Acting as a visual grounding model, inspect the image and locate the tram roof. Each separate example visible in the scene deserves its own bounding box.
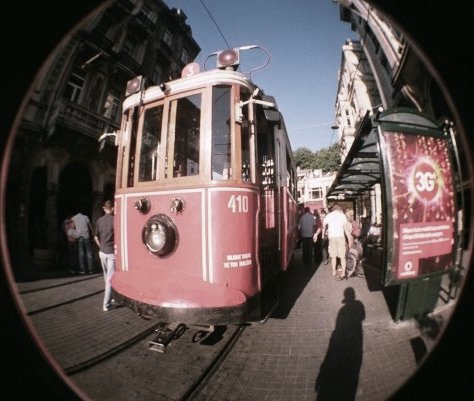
[122,69,256,111]
[326,112,381,200]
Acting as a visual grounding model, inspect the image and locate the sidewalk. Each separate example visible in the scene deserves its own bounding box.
[191,250,455,401]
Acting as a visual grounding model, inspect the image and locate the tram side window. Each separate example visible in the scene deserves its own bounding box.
[212,86,231,180]
[172,94,201,177]
[240,89,251,181]
[138,105,163,182]
[286,150,296,197]
[127,108,139,187]
[256,107,276,188]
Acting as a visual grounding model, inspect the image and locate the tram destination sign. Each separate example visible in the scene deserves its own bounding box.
[379,110,456,284]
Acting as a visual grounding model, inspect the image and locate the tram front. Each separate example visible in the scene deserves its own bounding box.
[110,50,280,325]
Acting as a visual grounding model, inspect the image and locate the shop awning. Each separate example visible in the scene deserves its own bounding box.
[326,112,381,199]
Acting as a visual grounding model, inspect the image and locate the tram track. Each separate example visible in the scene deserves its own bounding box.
[180,323,247,401]
[16,275,159,372]
[16,274,250,400]
[18,274,101,294]
[68,321,249,401]
[64,322,160,375]
[18,274,106,315]
[27,289,105,315]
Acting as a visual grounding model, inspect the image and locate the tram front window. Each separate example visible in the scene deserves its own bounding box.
[139,105,163,182]
[172,94,201,178]
[212,86,231,180]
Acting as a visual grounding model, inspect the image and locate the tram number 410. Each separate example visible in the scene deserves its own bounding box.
[227,194,249,213]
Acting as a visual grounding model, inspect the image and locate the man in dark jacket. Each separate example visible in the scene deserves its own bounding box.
[299,207,315,265]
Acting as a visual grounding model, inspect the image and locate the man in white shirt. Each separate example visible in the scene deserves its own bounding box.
[322,204,353,280]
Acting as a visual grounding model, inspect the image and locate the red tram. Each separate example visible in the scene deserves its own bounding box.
[109,47,298,325]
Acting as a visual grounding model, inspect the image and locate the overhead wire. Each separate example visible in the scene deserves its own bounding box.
[198,0,231,49]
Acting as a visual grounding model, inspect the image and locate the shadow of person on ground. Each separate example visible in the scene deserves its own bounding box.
[315,287,365,401]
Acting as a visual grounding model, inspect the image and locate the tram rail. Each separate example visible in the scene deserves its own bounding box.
[181,324,247,401]
[16,275,158,372]
[15,274,249,399]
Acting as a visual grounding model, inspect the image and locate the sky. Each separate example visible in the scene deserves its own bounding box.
[164,0,356,152]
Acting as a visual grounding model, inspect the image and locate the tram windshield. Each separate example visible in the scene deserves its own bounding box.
[211,86,231,180]
[130,91,202,185]
[168,93,201,178]
[139,105,163,181]
[121,83,257,187]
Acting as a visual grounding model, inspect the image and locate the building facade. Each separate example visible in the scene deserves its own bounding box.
[6,0,200,271]
[332,0,453,224]
[297,168,336,211]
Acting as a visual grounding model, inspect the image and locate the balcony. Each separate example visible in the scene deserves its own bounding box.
[55,99,120,139]
[116,51,142,74]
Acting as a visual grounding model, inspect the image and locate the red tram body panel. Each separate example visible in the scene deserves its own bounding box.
[108,47,298,325]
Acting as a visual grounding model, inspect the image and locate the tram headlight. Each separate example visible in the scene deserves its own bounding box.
[142,214,178,258]
[126,75,144,96]
[217,48,240,70]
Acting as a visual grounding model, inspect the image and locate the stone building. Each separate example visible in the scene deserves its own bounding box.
[6,0,200,271]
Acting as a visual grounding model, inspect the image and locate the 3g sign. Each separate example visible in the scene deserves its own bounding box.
[410,158,441,203]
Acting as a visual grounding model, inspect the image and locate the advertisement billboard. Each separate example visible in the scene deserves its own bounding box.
[382,129,456,283]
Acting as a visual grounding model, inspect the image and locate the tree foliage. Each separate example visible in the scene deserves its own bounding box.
[293,147,314,170]
[293,144,341,172]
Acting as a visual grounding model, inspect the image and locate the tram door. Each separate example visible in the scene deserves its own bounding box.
[256,110,279,284]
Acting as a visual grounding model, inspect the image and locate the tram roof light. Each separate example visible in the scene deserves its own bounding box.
[217,48,240,70]
[126,75,144,97]
[159,83,170,95]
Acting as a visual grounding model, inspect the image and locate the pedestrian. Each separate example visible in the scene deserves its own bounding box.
[345,208,361,239]
[359,216,371,243]
[296,203,305,249]
[319,208,329,264]
[299,206,315,265]
[94,200,116,312]
[322,203,353,280]
[312,209,323,264]
[62,215,78,272]
[72,210,94,274]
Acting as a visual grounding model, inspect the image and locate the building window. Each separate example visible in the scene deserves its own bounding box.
[311,187,323,199]
[87,74,105,112]
[163,29,173,47]
[103,93,121,122]
[345,109,352,127]
[140,5,157,23]
[151,63,163,84]
[181,48,189,65]
[380,52,391,75]
[123,36,138,59]
[64,67,86,103]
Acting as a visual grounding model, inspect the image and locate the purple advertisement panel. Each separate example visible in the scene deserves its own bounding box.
[384,132,455,280]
